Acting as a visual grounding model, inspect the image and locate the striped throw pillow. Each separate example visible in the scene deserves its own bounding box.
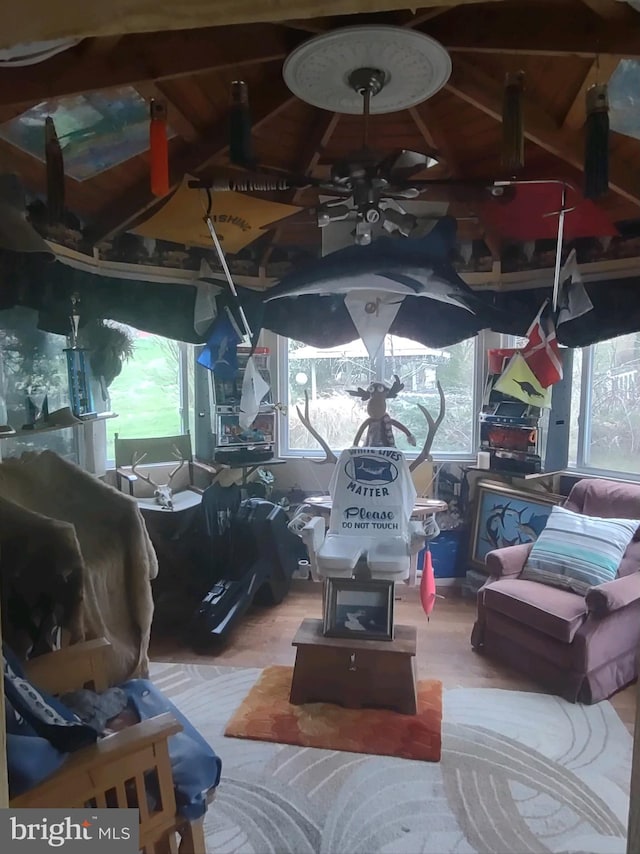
[521,505,640,596]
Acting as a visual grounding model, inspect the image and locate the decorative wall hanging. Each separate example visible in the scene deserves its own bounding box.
[134,178,301,255]
[44,116,64,224]
[501,71,525,173]
[584,79,610,199]
[229,80,254,169]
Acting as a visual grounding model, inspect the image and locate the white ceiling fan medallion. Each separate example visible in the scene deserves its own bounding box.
[283,26,452,115]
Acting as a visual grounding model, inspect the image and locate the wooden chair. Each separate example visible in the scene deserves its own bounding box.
[10,638,209,854]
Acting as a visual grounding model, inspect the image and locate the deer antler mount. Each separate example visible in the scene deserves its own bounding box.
[295,391,337,465]
[130,445,185,509]
[409,380,446,472]
[294,378,446,474]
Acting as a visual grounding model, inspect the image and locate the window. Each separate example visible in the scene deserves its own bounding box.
[281,334,479,458]
[105,326,191,462]
[574,332,640,476]
[0,307,78,462]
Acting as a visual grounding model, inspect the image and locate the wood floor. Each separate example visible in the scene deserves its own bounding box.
[150,581,637,734]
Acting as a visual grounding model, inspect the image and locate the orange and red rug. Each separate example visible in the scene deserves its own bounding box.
[224,664,442,762]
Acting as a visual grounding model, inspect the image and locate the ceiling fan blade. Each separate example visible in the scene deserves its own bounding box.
[377,149,439,182]
[402,177,495,189]
[385,187,423,199]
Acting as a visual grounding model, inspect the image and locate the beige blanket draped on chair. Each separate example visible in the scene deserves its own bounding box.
[0,451,157,683]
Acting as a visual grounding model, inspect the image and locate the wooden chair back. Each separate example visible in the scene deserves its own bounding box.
[114,434,194,469]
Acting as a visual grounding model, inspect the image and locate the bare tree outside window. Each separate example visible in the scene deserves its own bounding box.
[586,333,640,474]
[286,335,476,456]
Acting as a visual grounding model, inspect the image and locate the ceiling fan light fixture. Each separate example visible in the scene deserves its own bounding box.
[283,25,452,115]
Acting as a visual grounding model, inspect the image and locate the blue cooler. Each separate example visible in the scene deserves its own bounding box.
[418,530,466,579]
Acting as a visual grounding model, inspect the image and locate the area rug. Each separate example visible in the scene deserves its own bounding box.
[150,661,632,854]
[223,664,442,761]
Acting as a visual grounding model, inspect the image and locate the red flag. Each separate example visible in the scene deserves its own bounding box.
[522,302,563,388]
[420,549,436,618]
[478,182,617,241]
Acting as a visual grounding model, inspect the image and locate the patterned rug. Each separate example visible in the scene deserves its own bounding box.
[150,661,632,854]
[224,664,442,762]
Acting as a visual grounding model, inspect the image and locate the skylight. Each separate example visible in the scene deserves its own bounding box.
[0,86,174,181]
[608,59,640,142]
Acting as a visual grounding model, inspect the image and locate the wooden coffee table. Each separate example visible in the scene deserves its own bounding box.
[289,618,418,715]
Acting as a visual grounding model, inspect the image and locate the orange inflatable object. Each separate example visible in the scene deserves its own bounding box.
[150,100,169,197]
[420,548,436,619]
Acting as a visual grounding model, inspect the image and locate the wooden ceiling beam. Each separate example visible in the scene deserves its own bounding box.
[580,0,635,19]
[409,103,501,258]
[265,111,340,262]
[79,35,124,57]
[0,24,302,108]
[281,18,334,32]
[562,56,620,130]
[399,4,468,26]
[445,58,640,207]
[89,77,296,245]
[428,4,640,57]
[409,105,448,169]
[296,112,341,179]
[134,81,200,142]
[0,0,510,50]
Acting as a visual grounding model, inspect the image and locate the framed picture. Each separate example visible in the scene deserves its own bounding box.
[469,480,563,570]
[323,578,394,641]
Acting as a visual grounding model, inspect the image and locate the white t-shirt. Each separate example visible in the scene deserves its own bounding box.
[328,447,416,538]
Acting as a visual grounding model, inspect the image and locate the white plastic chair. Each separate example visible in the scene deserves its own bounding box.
[301,448,426,581]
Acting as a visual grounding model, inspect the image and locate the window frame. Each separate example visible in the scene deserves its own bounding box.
[277,332,485,463]
[572,340,640,482]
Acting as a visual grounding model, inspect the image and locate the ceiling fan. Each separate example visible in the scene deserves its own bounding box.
[295,67,442,244]
[190,27,496,245]
[201,69,470,246]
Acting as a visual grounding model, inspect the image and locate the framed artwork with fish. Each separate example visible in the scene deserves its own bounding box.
[469,480,563,570]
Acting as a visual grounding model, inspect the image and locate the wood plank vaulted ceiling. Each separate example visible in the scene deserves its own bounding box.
[2,0,640,262]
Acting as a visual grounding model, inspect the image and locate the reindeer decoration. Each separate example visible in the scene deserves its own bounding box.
[130,446,185,510]
[296,374,446,473]
[349,375,416,448]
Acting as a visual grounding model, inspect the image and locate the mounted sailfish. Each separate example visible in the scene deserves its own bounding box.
[262,217,500,355]
[45,116,65,225]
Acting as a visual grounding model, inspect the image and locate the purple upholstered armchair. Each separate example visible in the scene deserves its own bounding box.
[471,478,640,703]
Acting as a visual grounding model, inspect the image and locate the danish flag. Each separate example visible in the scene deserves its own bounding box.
[522,300,563,388]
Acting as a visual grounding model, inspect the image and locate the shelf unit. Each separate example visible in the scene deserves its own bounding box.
[0,412,118,439]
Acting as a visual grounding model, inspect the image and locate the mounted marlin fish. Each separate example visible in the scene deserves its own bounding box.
[262,217,495,355]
